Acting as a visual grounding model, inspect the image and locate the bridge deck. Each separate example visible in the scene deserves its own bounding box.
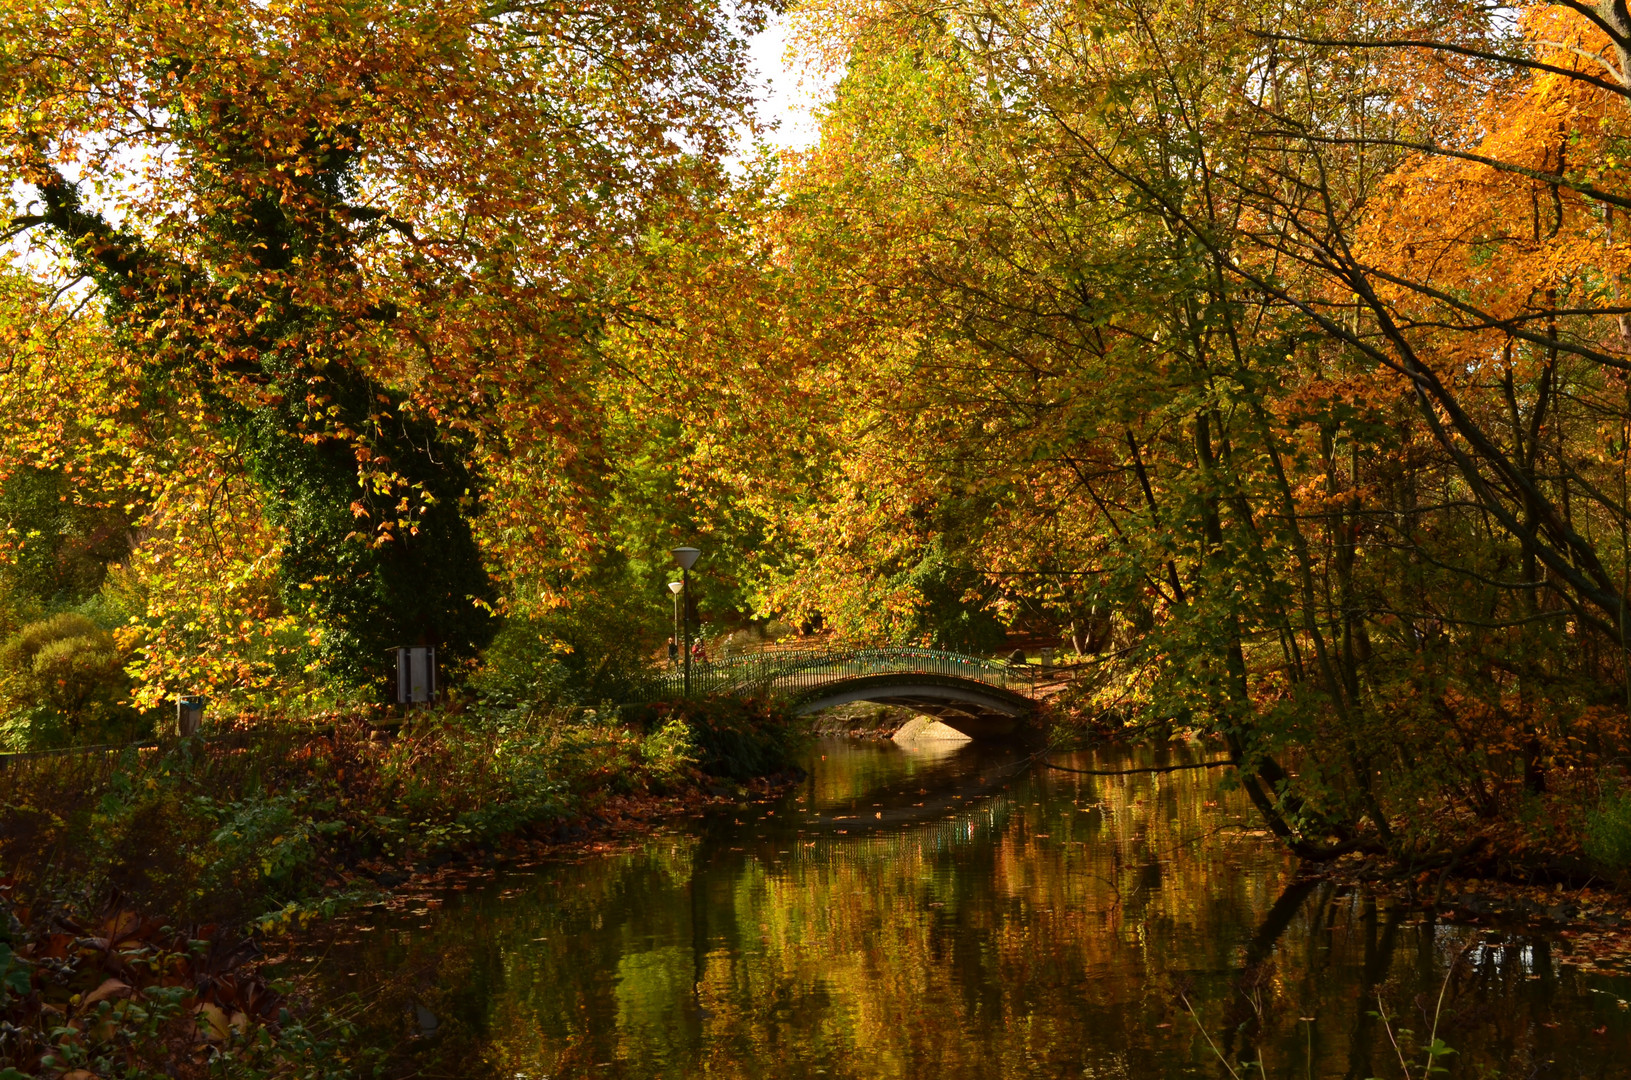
[653,646,1038,702]
[645,646,1041,740]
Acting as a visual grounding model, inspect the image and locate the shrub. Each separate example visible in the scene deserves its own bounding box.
[378,713,581,842]
[198,791,331,898]
[0,612,137,748]
[0,698,803,941]
[1584,787,1631,872]
[659,695,805,780]
[904,543,1009,654]
[641,716,698,789]
[475,602,659,710]
[0,887,362,1079]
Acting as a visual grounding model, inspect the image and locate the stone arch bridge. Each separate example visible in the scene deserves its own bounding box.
[653,646,1041,741]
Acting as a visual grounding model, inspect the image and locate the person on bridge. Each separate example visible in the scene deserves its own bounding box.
[667,637,678,667]
[691,639,708,663]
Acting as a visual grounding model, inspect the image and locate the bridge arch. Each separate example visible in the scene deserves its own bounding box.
[657,646,1041,742]
[788,674,1033,741]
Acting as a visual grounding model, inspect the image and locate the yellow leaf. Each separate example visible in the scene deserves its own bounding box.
[195,1002,230,1042]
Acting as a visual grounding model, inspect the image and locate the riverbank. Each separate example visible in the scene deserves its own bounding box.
[13,711,1631,1077]
[0,698,806,1077]
[1303,851,1631,974]
[1037,731,1631,971]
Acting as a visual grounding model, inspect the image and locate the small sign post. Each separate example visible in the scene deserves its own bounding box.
[395,647,437,705]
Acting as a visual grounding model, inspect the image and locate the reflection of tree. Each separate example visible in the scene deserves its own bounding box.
[309,747,1624,1078]
[1344,898,1400,1080]
[474,748,1296,1077]
[1221,879,1319,1062]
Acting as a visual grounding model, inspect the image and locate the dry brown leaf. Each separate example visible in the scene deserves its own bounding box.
[194,1002,230,1042]
[80,978,133,1008]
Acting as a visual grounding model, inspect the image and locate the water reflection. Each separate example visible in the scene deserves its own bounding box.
[301,738,1631,1078]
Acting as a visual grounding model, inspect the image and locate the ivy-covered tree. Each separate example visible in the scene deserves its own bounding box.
[0,0,779,692]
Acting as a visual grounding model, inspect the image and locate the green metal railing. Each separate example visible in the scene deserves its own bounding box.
[647,645,1038,703]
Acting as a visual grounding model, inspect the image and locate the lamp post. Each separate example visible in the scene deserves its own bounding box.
[668,580,684,668]
[671,546,701,697]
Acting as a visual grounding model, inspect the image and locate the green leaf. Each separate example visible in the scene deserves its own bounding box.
[0,942,30,1002]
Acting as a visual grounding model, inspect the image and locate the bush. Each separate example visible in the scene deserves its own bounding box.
[1584,787,1631,872]
[198,790,333,898]
[0,611,137,748]
[475,601,659,710]
[0,697,805,940]
[641,716,698,788]
[904,543,1010,654]
[378,713,581,842]
[0,885,362,1079]
[656,695,805,780]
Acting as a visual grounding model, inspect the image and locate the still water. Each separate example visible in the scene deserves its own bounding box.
[304,737,1631,1078]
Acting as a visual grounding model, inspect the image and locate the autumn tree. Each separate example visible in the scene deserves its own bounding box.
[0,0,779,693]
[671,0,1631,861]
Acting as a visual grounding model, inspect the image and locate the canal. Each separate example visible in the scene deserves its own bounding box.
[293,736,1631,1077]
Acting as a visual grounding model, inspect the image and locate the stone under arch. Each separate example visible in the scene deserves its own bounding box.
[788,674,1035,742]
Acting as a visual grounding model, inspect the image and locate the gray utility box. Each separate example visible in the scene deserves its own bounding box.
[396,647,437,704]
[176,695,205,737]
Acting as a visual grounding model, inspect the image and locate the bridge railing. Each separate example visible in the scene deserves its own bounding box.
[647,646,1037,702]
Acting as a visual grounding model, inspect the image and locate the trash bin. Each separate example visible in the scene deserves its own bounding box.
[176,694,205,737]
[395,647,437,704]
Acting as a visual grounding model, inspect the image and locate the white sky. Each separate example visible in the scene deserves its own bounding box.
[5,14,835,274]
[742,13,834,154]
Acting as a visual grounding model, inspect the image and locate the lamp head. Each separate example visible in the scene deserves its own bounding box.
[670,546,702,570]
[668,581,684,595]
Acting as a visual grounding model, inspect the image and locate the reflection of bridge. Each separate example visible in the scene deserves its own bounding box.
[658,647,1041,741]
